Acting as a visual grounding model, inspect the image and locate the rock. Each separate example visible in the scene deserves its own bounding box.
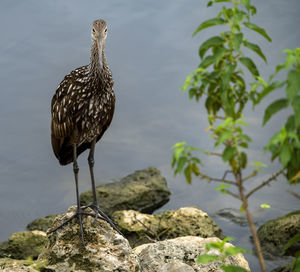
[26,167,170,233]
[257,210,300,258]
[134,236,250,272]
[160,260,196,272]
[0,231,46,260]
[112,207,223,247]
[271,264,293,272]
[27,214,57,232]
[80,167,171,217]
[217,208,248,226]
[39,206,141,272]
[0,258,41,272]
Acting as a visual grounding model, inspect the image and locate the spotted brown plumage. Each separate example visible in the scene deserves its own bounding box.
[51,64,115,165]
[49,19,122,246]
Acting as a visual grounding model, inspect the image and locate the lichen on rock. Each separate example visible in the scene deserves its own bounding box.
[39,206,141,272]
[27,214,57,232]
[112,207,223,247]
[0,231,46,260]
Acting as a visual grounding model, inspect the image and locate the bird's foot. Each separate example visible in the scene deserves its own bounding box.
[82,203,123,237]
[48,207,94,247]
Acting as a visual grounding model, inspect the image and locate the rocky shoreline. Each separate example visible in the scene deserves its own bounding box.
[0,167,299,271]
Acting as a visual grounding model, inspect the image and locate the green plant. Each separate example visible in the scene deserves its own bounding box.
[170,1,297,271]
[197,237,249,272]
[255,48,300,183]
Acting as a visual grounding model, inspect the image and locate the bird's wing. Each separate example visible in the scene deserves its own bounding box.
[51,66,89,139]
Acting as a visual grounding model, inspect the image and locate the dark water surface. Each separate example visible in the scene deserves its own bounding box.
[0,1,299,270]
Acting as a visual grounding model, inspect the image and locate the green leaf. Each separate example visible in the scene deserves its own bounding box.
[243,40,267,63]
[193,18,226,36]
[244,22,272,42]
[199,36,225,59]
[222,146,237,162]
[240,204,245,213]
[196,254,219,264]
[240,0,251,11]
[175,156,188,175]
[260,204,271,209]
[221,265,248,272]
[279,143,292,167]
[184,165,192,184]
[263,98,289,125]
[221,64,237,91]
[283,234,300,251]
[216,130,232,146]
[232,33,243,51]
[239,57,259,77]
[292,96,300,126]
[215,183,231,194]
[224,246,248,256]
[250,161,268,172]
[223,237,234,243]
[256,81,285,104]
[200,49,226,69]
[286,70,300,101]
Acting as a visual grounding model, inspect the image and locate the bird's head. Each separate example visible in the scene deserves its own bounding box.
[91,19,108,53]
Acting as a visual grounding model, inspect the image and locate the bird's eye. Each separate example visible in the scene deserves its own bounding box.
[92,29,95,33]
[105,29,107,32]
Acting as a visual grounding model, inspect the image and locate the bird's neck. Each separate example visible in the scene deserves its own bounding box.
[89,39,102,78]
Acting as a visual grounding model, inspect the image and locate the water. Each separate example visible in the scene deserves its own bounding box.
[0,0,299,270]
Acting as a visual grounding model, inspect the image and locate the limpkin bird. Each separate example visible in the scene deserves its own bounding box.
[50,19,121,245]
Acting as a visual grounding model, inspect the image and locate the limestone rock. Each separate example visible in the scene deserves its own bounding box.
[160,259,196,272]
[257,210,300,258]
[0,258,42,272]
[27,214,57,232]
[112,207,223,247]
[39,206,141,272]
[0,231,46,260]
[80,167,171,217]
[134,236,250,272]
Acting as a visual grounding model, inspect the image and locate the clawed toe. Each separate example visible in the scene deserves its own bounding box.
[82,204,123,237]
[48,205,123,247]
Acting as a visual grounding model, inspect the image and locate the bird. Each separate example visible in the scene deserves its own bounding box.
[49,19,122,246]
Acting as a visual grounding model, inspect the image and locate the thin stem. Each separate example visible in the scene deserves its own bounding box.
[246,169,284,199]
[199,171,236,185]
[205,151,222,157]
[242,171,257,182]
[224,190,240,200]
[236,172,266,272]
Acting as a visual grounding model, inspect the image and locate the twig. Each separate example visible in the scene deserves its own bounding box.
[246,168,285,199]
[242,171,257,182]
[224,189,240,200]
[205,151,222,157]
[199,172,236,185]
[222,170,233,180]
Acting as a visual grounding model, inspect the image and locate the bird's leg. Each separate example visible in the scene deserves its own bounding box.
[83,139,123,236]
[48,144,91,247]
[88,138,98,208]
[72,144,86,246]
